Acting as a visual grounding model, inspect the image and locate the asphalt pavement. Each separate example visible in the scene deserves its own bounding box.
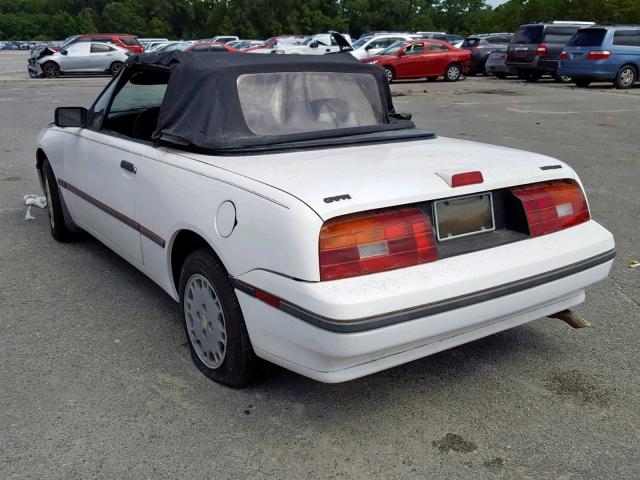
[1,51,639,479]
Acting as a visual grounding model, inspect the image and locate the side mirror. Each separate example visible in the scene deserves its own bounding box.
[55,107,87,128]
[60,48,68,55]
[397,50,406,57]
[310,41,319,48]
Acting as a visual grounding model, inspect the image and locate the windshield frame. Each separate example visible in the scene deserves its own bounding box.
[379,40,408,56]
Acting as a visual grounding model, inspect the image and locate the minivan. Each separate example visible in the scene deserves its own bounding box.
[506,21,594,81]
[558,25,640,88]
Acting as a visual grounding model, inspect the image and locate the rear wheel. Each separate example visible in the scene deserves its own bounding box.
[614,65,636,89]
[573,79,591,88]
[444,63,461,82]
[110,61,124,77]
[42,61,60,78]
[383,66,394,83]
[522,71,541,82]
[179,248,259,388]
[554,74,572,83]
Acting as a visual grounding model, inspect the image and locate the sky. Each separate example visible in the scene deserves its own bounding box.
[486,0,508,6]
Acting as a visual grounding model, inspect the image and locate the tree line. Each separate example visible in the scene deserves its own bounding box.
[1,0,639,41]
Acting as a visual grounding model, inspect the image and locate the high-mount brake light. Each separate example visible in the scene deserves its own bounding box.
[536,44,548,56]
[451,171,484,187]
[510,180,590,237]
[319,208,438,281]
[587,50,611,60]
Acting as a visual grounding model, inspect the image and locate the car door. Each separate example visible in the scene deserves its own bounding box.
[60,42,91,72]
[62,71,169,267]
[425,42,450,76]
[394,42,427,77]
[89,43,116,71]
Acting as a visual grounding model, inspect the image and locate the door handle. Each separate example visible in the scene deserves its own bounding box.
[120,160,136,173]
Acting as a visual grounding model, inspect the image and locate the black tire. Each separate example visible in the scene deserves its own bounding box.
[444,63,461,82]
[42,159,75,241]
[179,248,259,388]
[573,79,591,88]
[494,73,507,79]
[426,76,438,82]
[383,66,394,83]
[42,61,60,78]
[522,71,541,82]
[110,61,124,77]
[614,65,636,89]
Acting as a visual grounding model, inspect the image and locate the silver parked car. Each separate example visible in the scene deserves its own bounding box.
[28,42,130,78]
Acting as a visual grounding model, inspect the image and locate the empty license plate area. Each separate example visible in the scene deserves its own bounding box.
[433,193,495,242]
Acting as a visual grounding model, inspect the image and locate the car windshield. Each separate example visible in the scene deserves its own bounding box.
[352,37,371,49]
[512,25,544,44]
[379,40,407,55]
[60,35,78,48]
[568,29,606,46]
[237,72,384,136]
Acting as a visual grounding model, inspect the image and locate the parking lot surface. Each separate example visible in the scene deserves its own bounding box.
[1,51,639,479]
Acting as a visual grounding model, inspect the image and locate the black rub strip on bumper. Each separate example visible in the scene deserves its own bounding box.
[233,249,615,333]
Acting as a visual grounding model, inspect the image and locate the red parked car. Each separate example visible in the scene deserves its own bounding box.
[185,41,240,53]
[55,34,144,54]
[361,40,471,83]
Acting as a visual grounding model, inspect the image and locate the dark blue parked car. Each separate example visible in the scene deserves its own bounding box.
[558,25,640,89]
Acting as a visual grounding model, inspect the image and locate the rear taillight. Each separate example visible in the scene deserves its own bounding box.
[510,180,590,237]
[319,208,438,281]
[536,44,547,56]
[560,51,568,60]
[587,50,611,60]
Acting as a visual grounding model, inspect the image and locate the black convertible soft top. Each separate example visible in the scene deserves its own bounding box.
[124,51,428,152]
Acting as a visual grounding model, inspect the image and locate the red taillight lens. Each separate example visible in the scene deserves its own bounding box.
[536,44,547,56]
[319,208,438,281]
[510,180,590,237]
[560,51,568,60]
[587,50,611,60]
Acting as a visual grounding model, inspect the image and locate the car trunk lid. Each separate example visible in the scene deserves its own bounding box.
[190,136,573,220]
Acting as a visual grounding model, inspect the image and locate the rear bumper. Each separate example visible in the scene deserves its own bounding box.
[235,220,614,382]
[506,58,558,73]
[557,63,617,81]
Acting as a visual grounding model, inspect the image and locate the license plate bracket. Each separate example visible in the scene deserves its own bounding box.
[433,192,495,242]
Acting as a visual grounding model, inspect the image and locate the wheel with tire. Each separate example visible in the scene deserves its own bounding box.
[444,63,461,82]
[573,79,591,88]
[554,74,572,83]
[383,66,394,83]
[42,61,60,78]
[179,248,259,387]
[522,71,541,82]
[614,65,636,89]
[42,159,75,241]
[494,73,507,79]
[110,61,124,77]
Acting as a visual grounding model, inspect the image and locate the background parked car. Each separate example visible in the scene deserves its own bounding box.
[2,42,20,50]
[507,21,594,82]
[558,25,640,89]
[209,35,239,44]
[461,33,512,75]
[350,33,418,59]
[55,34,144,55]
[361,39,471,82]
[245,36,307,53]
[186,41,240,53]
[271,33,352,55]
[485,51,519,78]
[29,42,130,78]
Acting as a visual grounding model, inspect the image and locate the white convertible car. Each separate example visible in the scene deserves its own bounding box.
[36,53,615,386]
